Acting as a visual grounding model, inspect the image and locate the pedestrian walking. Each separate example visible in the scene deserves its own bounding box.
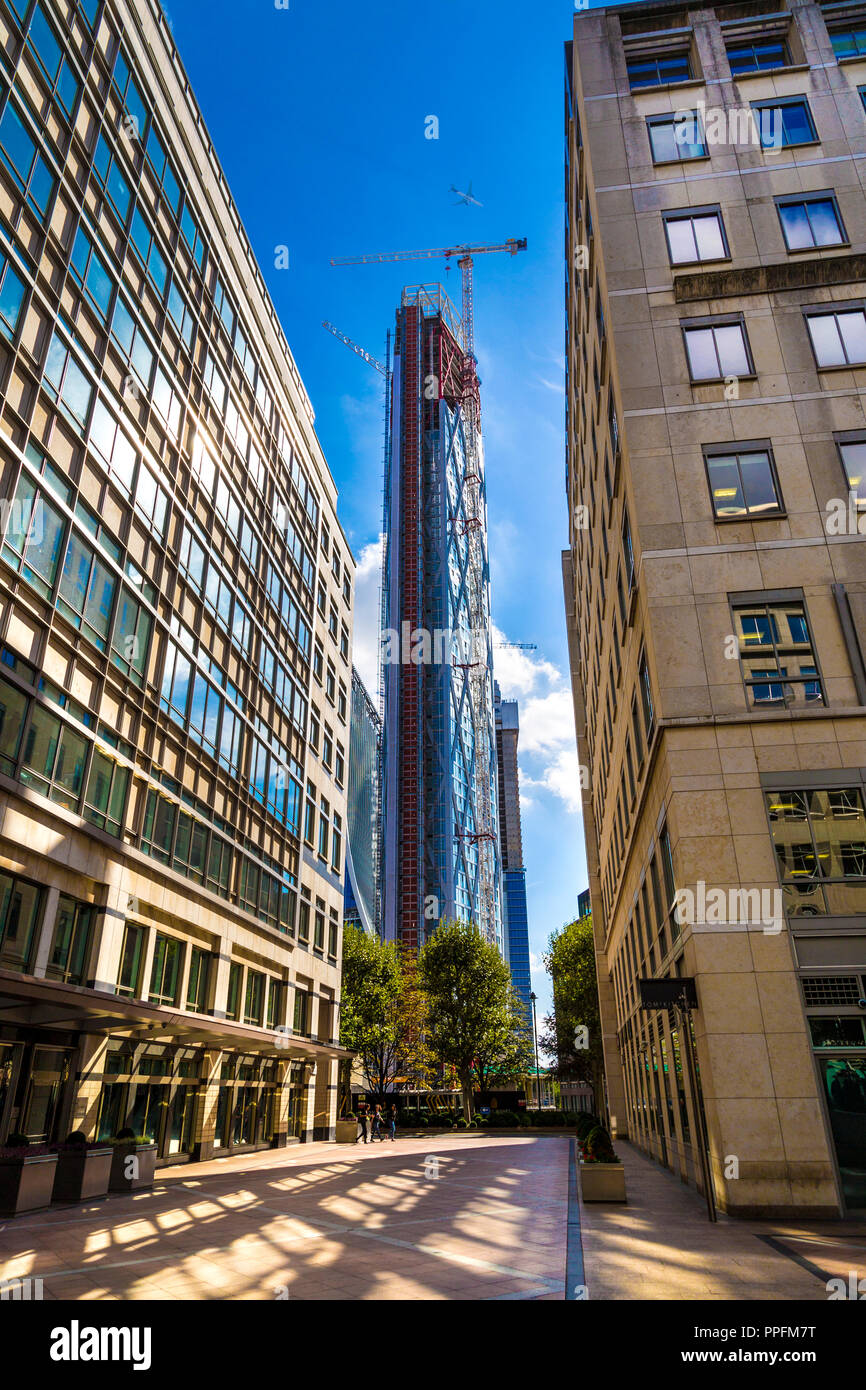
[389,1105,397,1141]
[371,1103,384,1141]
[356,1104,368,1144]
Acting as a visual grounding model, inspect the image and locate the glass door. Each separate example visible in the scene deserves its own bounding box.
[20,1048,70,1142]
[819,1056,866,1209]
[127,1081,166,1146]
[166,1085,196,1156]
[0,1043,21,1140]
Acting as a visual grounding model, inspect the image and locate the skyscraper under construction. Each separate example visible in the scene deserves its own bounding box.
[381,284,502,955]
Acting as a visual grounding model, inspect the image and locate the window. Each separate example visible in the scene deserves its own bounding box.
[314,900,325,951]
[733,598,823,707]
[226,962,243,1021]
[318,798,329,860]
[0,253,26,340]
[752,98,816,149]
[726,39,788,74]
[293,987,310,1035]
[267,979,283,1030]
[0,103,56,220]
[46,896,93,986]
[806,309,866,368]
[0,872,41,973]
[683,319,751,382]
[328,911,339,959]
[244,970,265,1027]
[639,650,655,740]
[92,133,131,225]
[129,207,167,297]
[149,933,182,1006]
[304,781,316,845]
[777,196,845,251]
[647,112,706,163]
[332,812,342,874]
[836,436,866,509]
[663,209,727,265]
[27,4,79,118]
[3,474,67,601]
[627,52,691,88]
[830,28,866,58]
[703,444,783,519]
[117,922,145,997]
[83,748,129,837]
[44,334,93,429]
[298,893,310,945]
[187,946,211,1013]
[766,785,866,917]
[111,586,153,685]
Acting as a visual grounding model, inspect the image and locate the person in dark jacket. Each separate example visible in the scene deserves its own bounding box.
[356,1104,368,1143]
[389,1105,397,1141]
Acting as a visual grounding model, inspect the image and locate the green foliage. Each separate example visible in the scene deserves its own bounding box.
[485,1109,520,1127]
[540,915,604,1097]
[584,1125,618,1164]
[575,1112,600,1140]
[339,926,433,1097]
[420,919,527,1118]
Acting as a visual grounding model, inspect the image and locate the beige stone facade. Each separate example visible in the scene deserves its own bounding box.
[565,0,866,1216]
[0,0,351,1162]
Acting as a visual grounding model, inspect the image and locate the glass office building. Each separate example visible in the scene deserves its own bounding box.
[0,0,352,1158]
[343,666,380,936]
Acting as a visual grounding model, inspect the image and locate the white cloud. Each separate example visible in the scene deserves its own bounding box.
[351,536,382,701]
[492,624,581,815]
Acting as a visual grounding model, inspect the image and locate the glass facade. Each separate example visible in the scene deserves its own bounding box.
[0,0,349,1156]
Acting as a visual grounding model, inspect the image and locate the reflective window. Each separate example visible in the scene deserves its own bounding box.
[777,197,845,251]
[734,599,823,708]
[683,320,751,381]
[628,52,691,88]
[0,871,42,973]
[753,98,817,149]
[664,209,727,265]
[727,40,788,73]
[806,309,866,367]
[704,446,782,519]
[647,112,706,163]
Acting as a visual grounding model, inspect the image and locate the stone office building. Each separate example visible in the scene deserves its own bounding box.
[564,0,866,1215]
[0,0,352,1161]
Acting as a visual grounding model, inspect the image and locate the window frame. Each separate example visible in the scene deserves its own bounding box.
[775,192,847,253]
[702,439,785,521]
[682,314,754,383]
[662,205,729,267]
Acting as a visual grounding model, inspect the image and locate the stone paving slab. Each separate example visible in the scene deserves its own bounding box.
[578,1140,866,1301]
[0,1135,570,1302]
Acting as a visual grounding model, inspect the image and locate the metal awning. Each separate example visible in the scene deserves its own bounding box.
[0,969,350,1062]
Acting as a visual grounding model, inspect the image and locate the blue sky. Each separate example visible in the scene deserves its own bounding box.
[165,0,594,1023]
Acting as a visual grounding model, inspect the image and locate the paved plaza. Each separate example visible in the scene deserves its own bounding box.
[0,1135,863,1300]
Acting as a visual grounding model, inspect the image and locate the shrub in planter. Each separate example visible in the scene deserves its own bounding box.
[0,1135,58,1216]
[108,1136,158,1193]
[52,1133,113,1204]
[583,1125,619,1164]
[575,1113,599,1141]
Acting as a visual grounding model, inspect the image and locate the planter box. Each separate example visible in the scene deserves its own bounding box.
[52,1147,113,1204]
[579,1161,626,1203]
[109,1143,157,1193]
[335,1120,359,1144]
[0,1152,59,1216]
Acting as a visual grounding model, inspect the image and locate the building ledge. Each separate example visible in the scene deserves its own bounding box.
[674,252,866,301]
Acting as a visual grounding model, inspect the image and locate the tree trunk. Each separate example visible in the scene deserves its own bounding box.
[460,1072,474,1121]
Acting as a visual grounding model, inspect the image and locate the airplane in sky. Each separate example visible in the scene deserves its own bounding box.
[450,181,483,208]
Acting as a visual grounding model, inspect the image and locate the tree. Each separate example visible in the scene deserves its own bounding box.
[472,987,534,1094]
[419,919,518,1119]
[539,914,605,1107]
[339,926,433,1101]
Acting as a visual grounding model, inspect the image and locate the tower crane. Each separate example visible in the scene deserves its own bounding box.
[330,238,527,358]
[322,321,389,378]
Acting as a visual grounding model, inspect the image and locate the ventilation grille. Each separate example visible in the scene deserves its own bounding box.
[802,975,861,1007]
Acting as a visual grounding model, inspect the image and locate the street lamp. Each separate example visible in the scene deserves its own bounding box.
[530,991,541,1111]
